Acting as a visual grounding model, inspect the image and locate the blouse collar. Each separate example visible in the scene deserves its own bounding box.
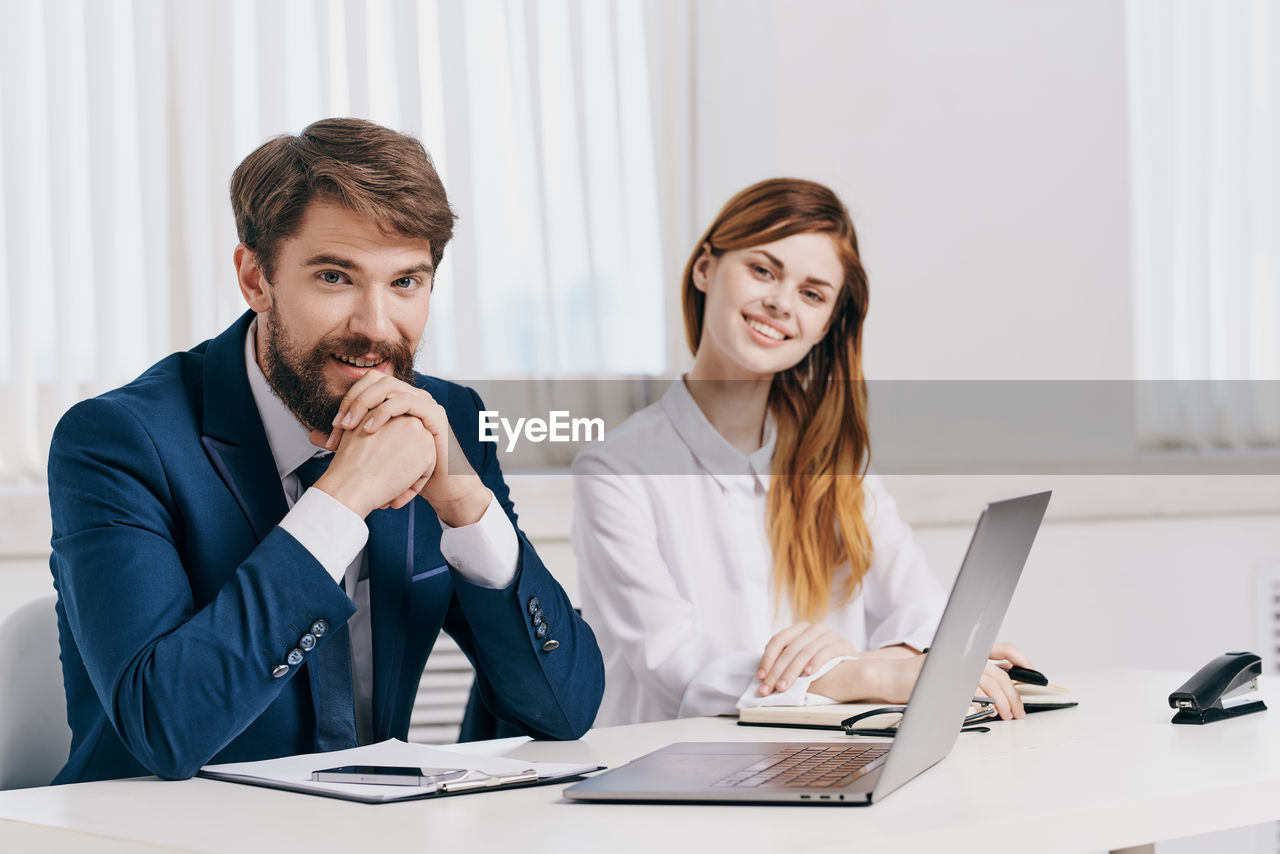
[660,377,774,491]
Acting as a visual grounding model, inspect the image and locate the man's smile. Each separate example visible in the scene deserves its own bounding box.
[333,353,387,369]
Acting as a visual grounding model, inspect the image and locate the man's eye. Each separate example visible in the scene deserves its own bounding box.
[393,277,418,289]
[319,271,345,284]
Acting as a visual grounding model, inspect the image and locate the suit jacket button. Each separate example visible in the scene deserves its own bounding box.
[272,664,290,678]
[535,623,550,639]
[541,639,560,652]
[287,649,304,666]
[310,619,328,638]
[298,632,317,651]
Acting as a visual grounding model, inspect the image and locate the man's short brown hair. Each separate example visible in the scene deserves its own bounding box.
[230,118,455,281]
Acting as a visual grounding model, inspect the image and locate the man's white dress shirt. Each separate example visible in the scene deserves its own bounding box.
[243,323,517,742]
[571,379,946,726]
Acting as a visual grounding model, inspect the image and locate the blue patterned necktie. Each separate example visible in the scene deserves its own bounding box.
[293,454,359,752]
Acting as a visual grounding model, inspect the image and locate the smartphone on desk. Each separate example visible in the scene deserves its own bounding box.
[312,765,470,786]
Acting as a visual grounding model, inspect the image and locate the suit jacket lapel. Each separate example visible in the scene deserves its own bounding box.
[200,311,288,541]
[368,502,414,739]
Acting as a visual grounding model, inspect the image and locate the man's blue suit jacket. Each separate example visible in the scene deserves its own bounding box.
[47,311,604,783]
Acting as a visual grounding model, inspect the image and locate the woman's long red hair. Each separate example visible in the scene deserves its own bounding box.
[682,178,871,622]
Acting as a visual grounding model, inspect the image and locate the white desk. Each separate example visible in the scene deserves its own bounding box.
[0,670,1276,854]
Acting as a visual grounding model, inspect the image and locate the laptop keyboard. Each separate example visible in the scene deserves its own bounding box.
[712,745,890,788]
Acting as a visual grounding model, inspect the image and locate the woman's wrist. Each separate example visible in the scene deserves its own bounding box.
[810,658,874,702]
[810,656,915,704]
[856,644,919,661]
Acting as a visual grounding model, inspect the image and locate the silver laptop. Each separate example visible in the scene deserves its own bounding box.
[565,491,1051,806]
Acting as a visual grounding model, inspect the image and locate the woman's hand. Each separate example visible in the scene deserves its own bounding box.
[807,654,923,704]
[978,641,1033,720]
[754,622,858,696]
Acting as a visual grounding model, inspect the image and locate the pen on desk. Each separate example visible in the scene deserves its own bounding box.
[1005,664,1048,686]
[438,769,539,792]
[922,648,1048,688]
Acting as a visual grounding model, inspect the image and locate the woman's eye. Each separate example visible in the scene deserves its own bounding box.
[802,289,825,303]
[752,264,773,279]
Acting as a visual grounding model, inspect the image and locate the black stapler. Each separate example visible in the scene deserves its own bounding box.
[1168,651,1268,725]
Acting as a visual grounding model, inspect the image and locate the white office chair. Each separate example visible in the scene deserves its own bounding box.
[0,595,71,789]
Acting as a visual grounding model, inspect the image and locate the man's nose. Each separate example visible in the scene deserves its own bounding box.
[348,285,396,342]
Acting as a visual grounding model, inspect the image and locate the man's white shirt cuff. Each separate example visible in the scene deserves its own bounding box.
[439,492,519,589]
[279,487,369,584]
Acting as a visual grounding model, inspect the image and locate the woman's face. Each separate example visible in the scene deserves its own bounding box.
[692,231,843,381]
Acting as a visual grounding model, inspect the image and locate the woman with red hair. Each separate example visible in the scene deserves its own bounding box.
[572,178,1029,726]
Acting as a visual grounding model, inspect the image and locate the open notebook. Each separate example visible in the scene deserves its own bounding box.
[739,682,1077,731]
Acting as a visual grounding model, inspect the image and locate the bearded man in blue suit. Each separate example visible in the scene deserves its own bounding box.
[47,118,604,783]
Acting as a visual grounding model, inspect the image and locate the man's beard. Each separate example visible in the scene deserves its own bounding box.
[260,312,417,433]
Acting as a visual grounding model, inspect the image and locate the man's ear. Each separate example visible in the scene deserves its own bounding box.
[234,244,272,313]
[691,243,714,293]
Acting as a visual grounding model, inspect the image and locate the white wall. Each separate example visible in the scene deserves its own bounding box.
[0,558,54,623]
[692,0,1132,381]
[914,512,1280,676]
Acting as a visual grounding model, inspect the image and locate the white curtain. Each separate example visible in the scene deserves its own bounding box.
[0,0,688,484]
[1127,0,1280,449]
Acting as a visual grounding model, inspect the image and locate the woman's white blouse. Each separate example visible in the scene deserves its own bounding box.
[571,379,946,726]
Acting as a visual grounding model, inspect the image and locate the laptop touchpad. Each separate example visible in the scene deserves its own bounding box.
[645,753,761,779]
